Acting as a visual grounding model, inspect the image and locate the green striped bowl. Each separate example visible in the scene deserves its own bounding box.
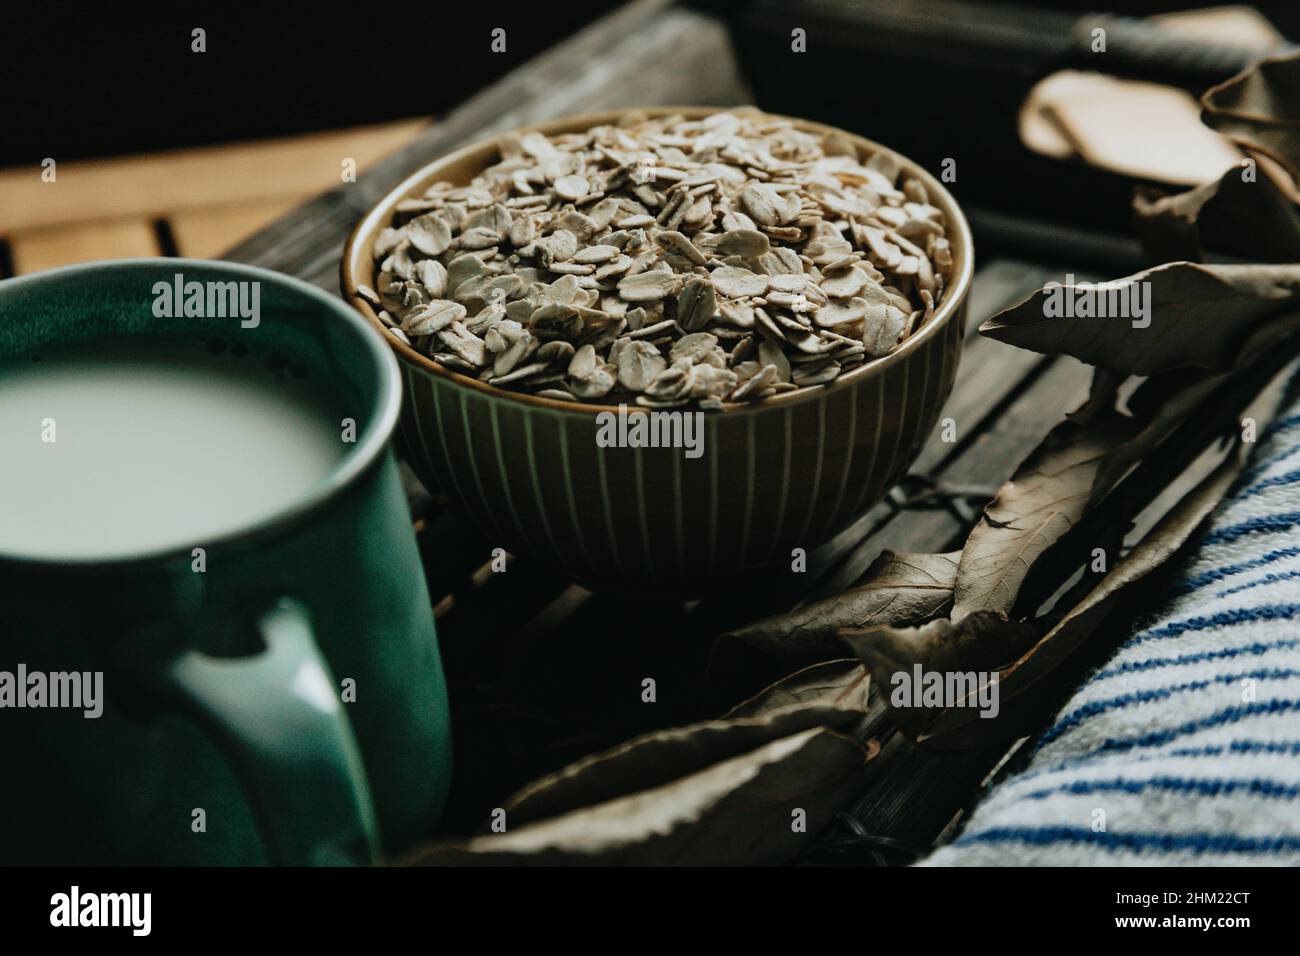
[342,108,973,592]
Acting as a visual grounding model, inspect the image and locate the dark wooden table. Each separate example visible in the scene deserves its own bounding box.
[223,0,1121,863]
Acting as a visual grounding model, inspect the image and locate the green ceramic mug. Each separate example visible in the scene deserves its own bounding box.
[0,259,452,865]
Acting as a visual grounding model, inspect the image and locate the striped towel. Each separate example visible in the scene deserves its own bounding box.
[923,405,1300,866]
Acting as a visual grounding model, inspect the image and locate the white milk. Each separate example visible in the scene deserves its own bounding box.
[0,339,348,559]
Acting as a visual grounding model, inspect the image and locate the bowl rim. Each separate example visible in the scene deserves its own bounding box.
[341,105,974,417]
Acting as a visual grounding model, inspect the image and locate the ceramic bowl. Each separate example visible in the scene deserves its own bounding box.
[342,107,973,591]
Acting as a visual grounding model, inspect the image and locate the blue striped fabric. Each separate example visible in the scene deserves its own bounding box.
[923,389,1300,866]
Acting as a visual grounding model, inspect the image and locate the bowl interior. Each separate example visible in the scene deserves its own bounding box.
[342,106,974,416]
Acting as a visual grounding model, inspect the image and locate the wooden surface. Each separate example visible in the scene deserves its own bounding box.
[0,0,1143,862]
[10,218,160,275]
[213,0,1121,858]
[0,119,427,274]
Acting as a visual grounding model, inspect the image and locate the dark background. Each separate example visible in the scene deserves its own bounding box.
[9,0,1299,167]
[0,1,623,166]
[4,1,1298,262]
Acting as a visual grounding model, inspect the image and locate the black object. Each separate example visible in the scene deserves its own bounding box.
[706,0,1291,240]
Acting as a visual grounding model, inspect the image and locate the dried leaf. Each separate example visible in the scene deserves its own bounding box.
[401,728,868,866]
[1202,52,1300,181]
[725,659,870,719]
[839,612,1039,740]
[715,551,959,664]
[498,659,870,828]
[1091,373,1222,505]
[951,414,1138,621]
[1068,367,1127,427]
[1090,313,1300,501]
[1133,162,1300,263]
[396,660,874,865]
[920,451,1247,749]
[980,262,1300,375]
[918,358,1299,749]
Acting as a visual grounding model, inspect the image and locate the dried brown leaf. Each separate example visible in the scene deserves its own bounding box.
[1133,161,1300,263]
[494,659,871,829]
[1068,367,1127,427]
[839,612,1039,740]
[714,550,959,664]
[1090,313,1300,501]
[980,262,1300,375]
[951,415,1138,621]
[401,728,868,866]
[1202,52,1300,181]
[725,659,870,719]
[918,358,1299,749]
[920,451,1246,749]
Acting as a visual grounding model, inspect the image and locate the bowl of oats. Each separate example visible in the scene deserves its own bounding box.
[342,107,972,590]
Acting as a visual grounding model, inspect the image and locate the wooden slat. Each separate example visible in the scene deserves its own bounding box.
[10,218,160,274]
[0,119,427,233]
[170,196,307,259]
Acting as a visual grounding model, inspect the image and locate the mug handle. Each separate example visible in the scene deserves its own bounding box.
[161,597,380,865]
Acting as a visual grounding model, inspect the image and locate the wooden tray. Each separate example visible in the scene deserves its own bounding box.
[221,0,1128,863]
